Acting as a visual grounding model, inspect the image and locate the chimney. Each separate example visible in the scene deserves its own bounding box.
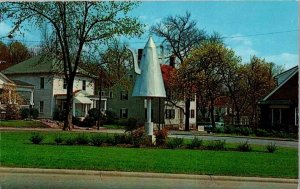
[169,55,175,68]
[138,49,143,64]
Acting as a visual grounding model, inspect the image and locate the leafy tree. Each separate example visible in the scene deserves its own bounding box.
[0,2,144,130]
[244,56,276,127]
[0,41,32,71]
[150,11,207,131]
[0,84,24,119]
[186,41,235,128]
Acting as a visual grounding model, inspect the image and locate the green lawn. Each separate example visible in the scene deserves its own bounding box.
[0,131,298,178]
[0,120,47,128]
[103,124,125,130]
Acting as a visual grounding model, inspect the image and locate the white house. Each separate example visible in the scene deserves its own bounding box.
[2,55,106,119]
[164,94,197,130]
[0,72,34,117]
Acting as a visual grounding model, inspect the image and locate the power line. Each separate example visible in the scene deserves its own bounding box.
[0,29,298,44]
[221,29,298,39]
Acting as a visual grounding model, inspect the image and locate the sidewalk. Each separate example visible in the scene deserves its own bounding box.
[0,167,297,184]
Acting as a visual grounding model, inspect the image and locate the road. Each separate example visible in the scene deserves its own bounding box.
[169,134,298,148]
[0,170,297,189]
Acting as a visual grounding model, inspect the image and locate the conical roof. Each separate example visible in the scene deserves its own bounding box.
[132,37,166,98]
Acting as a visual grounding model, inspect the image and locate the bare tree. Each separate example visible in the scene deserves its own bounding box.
[150,11,206,131]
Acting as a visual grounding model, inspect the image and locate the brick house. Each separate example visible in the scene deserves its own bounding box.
[258,66,298,131]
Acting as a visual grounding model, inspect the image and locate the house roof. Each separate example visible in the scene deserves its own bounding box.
[11,80,34,87]
[0,72,13,84]
[262,66,298,101]
[274,66,298,85]
[2,55,95,78]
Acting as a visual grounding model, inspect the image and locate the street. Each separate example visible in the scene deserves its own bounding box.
[169,134,298,148]
[0,169,297,189]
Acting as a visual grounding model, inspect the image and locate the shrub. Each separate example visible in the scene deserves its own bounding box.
[125,118,138,133]
[75,133,90,145]
[20,108,30,119]
[214,127,224,133]
[131,127,152,147]
[255,129,269,137]
[72,117,82,126]
[154,128,168,146]
[224,125,235,134]
[90,134,106,146]
[82,116,95,127]
[65,137,76,145]
[240,127,252,136]
[166,138,184,149]
[237,141,252,152]
[104,110,118,124]
[266,143,277,153]
[54,135,64,145]
[53,108,65,121]
[30,108,39,119]
[112,134,131,145]
[88,108,99,121]
[187,137,203,149]
[29,133,44,144]
[206,140,226,151]
[5,104,20,120]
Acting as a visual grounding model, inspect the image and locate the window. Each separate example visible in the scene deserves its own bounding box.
[40,77,44,89]
[190,109,195,118]
[120,108,128,118]
[82,80,86,90]
[190,95,195,102]
[101,91,105,97]
[39,101,44,113]
[109,91,113,98]
[165,109,175,119]
[63,78,67,89]
[120,91,128,100]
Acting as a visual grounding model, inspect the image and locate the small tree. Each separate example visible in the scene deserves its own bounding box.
[0,84,24,119]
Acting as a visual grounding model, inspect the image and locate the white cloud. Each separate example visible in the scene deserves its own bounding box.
[226,34,259,62]
[0,22,12,37]
[265,53,299,69]
[139,15,147,20]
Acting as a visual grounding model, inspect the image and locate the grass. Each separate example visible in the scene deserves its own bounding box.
[0,120,47,128]
[103,124,125,130]
[0,131,298,178]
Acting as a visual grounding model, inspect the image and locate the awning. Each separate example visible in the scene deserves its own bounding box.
[74,96,92,104]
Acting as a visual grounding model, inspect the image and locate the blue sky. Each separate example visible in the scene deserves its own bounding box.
[0,1,298,69]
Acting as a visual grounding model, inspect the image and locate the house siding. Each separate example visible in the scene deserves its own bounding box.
[6,74,54,118]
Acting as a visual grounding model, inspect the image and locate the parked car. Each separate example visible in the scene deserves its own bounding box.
[204,122,224,133]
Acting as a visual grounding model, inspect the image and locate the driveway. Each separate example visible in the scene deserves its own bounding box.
[169,134,298,148]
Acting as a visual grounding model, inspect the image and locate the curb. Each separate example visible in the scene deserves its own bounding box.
[0,167,298,184]
[169,132,298,142]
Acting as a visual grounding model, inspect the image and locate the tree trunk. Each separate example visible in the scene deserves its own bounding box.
[97,80,102,130]
[184,98,190,131]
[210,99,216,129]
[63,79,74,131]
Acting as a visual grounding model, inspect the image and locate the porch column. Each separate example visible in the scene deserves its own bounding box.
[30,89,34,105]
[271,108,274,126]
[104,100,107,111]
[8,90,11,104]
[85,104,88,117]
[279,109,282,124]
[72,101,75,116]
